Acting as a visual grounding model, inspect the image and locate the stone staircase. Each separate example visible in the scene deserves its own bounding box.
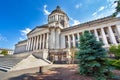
[0,53,52,72]
[0,57,23,72]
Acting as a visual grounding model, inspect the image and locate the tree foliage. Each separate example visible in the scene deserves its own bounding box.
[0,49,8,55]
[77,31,112,80]
[113,0,120,17]
[109,45,120,59]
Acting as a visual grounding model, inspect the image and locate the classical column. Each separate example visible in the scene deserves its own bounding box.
[29,38,31,51]
[72,34,75,47]
[42,34,45,49]
[35,35,39,50]
[68,35,71,48]
[101,28,108,46]
[33,36,36,50]
[27,38,31,51]
[39,35,42,49]
[77,33,80,41]
[50,28,55,49]
[55,28,61,49]
[94,29,99,41]
[31,37,34,51]
[108,26,117,44]
[26,39,28,51]
[77,33,80,46]
[116,24,120,36]
[46,33,49,49]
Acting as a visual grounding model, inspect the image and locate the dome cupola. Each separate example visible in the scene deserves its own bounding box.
[48,6,69,28]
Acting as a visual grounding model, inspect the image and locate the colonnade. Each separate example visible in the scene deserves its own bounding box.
[26,33,49,51]
[65,25,120,48]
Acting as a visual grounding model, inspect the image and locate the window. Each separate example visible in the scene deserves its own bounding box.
[111,25,116,33]
[104,29,108,34]
[97,31,101,36]
[115,36,120,43]
[65,36,68,41]
[90,30,94,34]
[107,37,112,44]
[65,36,68,48]
[74,34,78,40]
[70,35,72,40]
[71,42,73,48]
[76,41,79,48]
[65,42,69,48]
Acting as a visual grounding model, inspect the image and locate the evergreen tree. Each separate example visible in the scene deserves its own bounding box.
[113,0,120,17]
[77,31,112,80]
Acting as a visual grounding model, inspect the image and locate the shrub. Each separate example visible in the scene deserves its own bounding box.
[109,45,120,59]
[108,59,120,70]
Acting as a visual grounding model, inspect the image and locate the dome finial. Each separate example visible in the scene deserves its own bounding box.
[56,6,60,9]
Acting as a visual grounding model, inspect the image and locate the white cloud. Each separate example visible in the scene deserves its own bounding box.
[107,0,116,3]
[92,12,97,16]
[112,2,117,8]
[19,28,31,41]
[91,0,118,20]
[0,34,7,41]
[98,6,105,11]
[75,3,82,9]
[43,5,50,15]
[92,6,105,16]
[70,17,80,26]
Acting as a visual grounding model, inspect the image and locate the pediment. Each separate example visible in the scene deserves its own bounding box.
[28,27,45,35]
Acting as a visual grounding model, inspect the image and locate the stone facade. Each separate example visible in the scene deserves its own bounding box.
[14,6,120,63]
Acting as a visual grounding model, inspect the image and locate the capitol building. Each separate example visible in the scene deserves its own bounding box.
[14,6,120,63]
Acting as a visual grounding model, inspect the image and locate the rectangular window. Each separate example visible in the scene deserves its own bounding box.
[65,36,68,48]
[107,37,112,44]
[90,30,94,35]
[115,36,120,43]
[74,34,78,40]
[97,31,101,36]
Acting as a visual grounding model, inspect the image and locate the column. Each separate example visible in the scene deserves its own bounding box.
[108,26,117,44]
[94,29,99,41]
[46,33,49,49]
[26,38,29,51]
[68,35,71,48]
[29,38,31,51]
[27,38,31,51]
[29,37,31,51]
[116,24,120,36]
[31,37,34,51]
[101,28,108,46]
[77,33,80,47]
[39,35,42,49]
[33,36,36,50]
[42,34,45,49]
[36,35,39,50]
[72,34,75,47]
[77,33,80,41]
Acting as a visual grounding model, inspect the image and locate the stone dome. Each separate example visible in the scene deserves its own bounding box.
[49,6,66,15]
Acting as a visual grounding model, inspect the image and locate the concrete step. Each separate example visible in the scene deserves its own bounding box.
[0,67,10,72]
[0,66,13,69]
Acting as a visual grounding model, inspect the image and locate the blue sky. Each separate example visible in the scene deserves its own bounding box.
[0,0,117,49]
